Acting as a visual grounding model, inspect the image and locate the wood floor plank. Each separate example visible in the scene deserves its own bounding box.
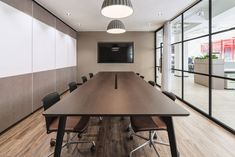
[0,100,234,157]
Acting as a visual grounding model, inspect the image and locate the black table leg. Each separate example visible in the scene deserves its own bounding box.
[163,117,179,157]
[54,116,67,157]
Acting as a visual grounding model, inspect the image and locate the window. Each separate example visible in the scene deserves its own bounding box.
[212,0,235,33]
[184,0,209,40]
[171,16,182,44]
[155,0,235,132]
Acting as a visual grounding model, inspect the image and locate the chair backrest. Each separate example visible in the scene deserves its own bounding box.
[148,81,156,87]
[140,76,144,79]
[162,91,177,101]
[42,92,60,132]
[68,82,77,92]
[81,76,88,83]
[89,73,94,78]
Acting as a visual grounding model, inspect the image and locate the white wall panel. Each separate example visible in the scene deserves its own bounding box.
[33,19,56,72]
[67,36,77,67]
[0,2,32,78]
[56,30,68,69]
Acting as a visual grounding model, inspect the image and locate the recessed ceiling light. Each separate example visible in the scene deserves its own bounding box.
[66,12,71,16]
[157,12,163,16]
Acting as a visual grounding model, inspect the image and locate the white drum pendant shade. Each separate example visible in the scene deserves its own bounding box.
[101,0,133,18]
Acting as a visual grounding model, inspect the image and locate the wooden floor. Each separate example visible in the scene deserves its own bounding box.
[0,100,234,157]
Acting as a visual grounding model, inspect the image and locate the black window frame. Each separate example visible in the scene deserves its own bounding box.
[154,0,235,134]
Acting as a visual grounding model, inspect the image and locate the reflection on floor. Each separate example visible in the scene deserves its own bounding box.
[0,100,234,157]
[171,73,235,130]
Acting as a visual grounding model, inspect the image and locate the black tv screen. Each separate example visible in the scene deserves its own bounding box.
[98,42,134,63]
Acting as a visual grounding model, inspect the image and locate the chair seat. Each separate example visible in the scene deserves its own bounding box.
[49,116,89,133]
[130,116,167,132]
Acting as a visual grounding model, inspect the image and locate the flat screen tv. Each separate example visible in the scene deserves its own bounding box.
[98,42,134,63]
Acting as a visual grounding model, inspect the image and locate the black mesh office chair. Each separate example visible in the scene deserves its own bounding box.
[42,92,95,155]
[81,76,88,83]
[89,73,94,78]
[140,76,144,79]
[128,81,177,157]
[136,73,140,75]
[68,82,78,92]
[148,81,156,87]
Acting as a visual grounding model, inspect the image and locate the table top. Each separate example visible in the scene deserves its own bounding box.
[43,72,189,117]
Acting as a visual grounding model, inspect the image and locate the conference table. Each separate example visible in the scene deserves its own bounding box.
[43,71,189,157]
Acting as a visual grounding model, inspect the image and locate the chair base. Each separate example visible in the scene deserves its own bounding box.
[129,131,169,157]
[48,133,95,157]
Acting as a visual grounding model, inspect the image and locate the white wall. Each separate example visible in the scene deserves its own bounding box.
[0,2,32,78]
[33,19,56,72]
[0,1,77,78]
[77,32,154,82]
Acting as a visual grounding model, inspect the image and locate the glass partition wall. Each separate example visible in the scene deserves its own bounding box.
[155,0,235,133]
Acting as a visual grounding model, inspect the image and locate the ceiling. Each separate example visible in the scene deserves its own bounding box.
[35,0,197,32]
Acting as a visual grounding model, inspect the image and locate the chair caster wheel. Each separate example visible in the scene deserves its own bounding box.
[90,144,96,152]
[50,140,56,147]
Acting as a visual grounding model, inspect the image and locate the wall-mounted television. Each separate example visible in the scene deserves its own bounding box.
[97,42,134,63]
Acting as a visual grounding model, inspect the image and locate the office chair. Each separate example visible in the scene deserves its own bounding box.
[128,82,177,157]
[68,82,78,92]
[140,76,144,79]
[148,81,156,87]
[136,73,140,75]
[42,92,95,156]
[89,73,94,78]
[81,76,88,83]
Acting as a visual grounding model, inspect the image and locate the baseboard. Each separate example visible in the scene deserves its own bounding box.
[0,106,43,135]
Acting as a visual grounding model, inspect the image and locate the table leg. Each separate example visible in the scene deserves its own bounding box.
[163,117,179,157]
[54,116,67,157]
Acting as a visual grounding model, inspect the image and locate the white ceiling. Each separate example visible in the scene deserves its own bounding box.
[35,0,197,32]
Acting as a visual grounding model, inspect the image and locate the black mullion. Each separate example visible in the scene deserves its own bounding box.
[209,0,212,116]
[154,31,157,83]
[170,0,202,21]
[211,27,235,36]
[181,14,184,100]
[173,69,235,82]
[183,34,209,43]
[171,41,183,46]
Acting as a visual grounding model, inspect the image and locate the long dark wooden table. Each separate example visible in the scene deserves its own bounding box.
[43,72,189,157]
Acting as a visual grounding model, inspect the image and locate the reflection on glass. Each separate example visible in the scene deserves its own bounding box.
[171,71,182,98]
[212,30,235,79]
[171,44,182,97]
[171,16,182,44]
[156,48,162,86]
[156,49,162,67]
[156,29,163,48]
[212,77,235,130]
[171,43,182,70]
[212,0,235,33]
[184,0,209,40]
[184,72,209,113]
[156,67,162,86]
[184,37,209,73]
